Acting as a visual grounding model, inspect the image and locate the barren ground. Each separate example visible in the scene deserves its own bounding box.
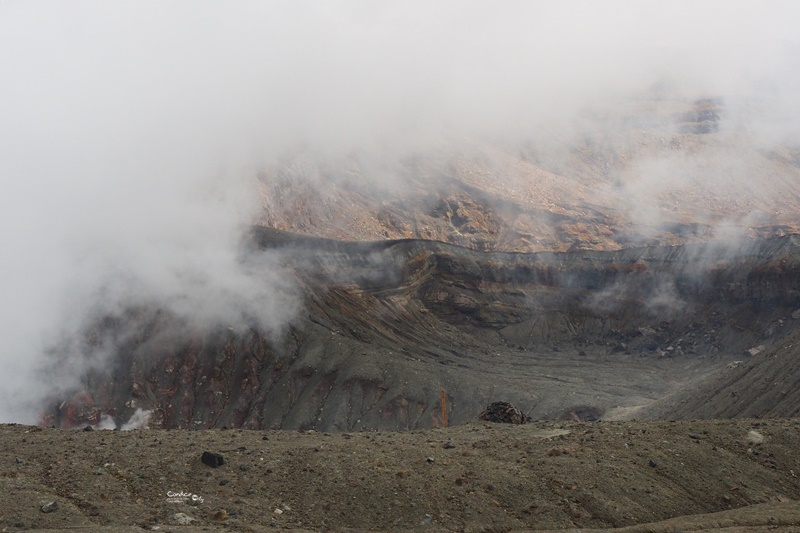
[3,419,800,532]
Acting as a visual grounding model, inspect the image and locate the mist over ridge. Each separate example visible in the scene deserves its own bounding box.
[1,1,800,424]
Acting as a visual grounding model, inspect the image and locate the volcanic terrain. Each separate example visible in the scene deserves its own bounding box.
[9,97,800,532]
[38,97,800,433]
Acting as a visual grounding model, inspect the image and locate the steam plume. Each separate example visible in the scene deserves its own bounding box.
[1,1,798,422]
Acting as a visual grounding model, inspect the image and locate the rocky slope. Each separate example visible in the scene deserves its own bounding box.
[45,229,800,431]
[640,327,800,420]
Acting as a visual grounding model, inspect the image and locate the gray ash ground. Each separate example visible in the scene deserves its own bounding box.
[2,419,800,532]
